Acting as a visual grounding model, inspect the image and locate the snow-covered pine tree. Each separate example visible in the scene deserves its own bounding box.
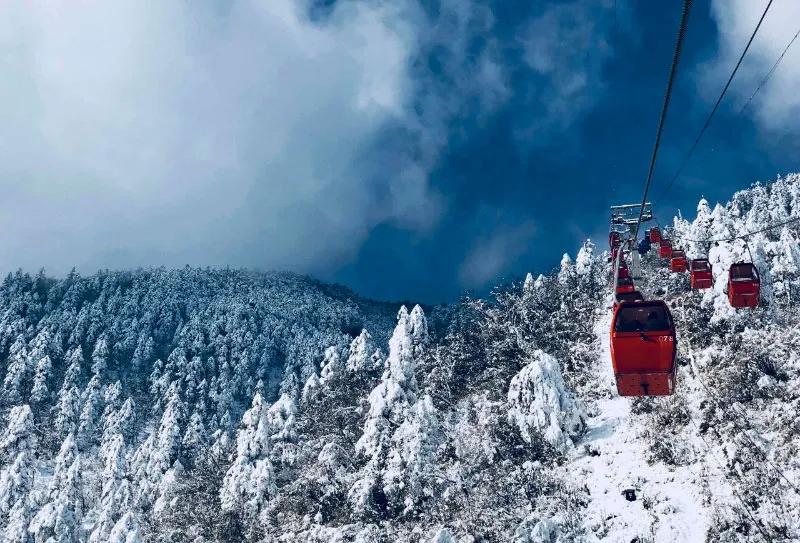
[507,350,585,452]
[54,383,81,444]
[29,355,53,407]
[91,336,109,376]
[131,381,184,512]
[77,374,104,450]
[383,394,444,516]
[319,346,344,385]
[5,498,32,543]
[350,305,425,518]
[181,410,208,467]
[29,434,83,543]
[220,392,276,530]
[88,434,131,543]
[2,336,30,406]
[107,511,142,543]
[0,405,36,535]
[102,397,136,447]
[557,253,576,287]
[345,329,381,373]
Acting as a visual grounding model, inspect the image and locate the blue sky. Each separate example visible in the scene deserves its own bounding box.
[1,0,798,302]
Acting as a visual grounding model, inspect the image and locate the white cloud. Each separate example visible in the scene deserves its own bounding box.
[0,0,617,291]
[705,0,800,132]
[0,0,442,275]
[459,221,536,288]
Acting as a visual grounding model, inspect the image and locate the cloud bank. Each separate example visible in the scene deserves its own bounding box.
[705,0,800,133]
[0,0,443,275]
[0,0,620,297]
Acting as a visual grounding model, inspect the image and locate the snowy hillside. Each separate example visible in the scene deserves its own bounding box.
[1,175,800,542]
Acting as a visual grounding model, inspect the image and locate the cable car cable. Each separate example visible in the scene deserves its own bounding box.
[632,0,692,243]
[745,238,755,267]
[656,0,774,203]
[659,25,800,181]
[679,215,800,243]
[738,26,800,116]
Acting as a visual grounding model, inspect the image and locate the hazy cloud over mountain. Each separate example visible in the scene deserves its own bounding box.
[0,0,439,274]
[0,1,795,301]
[703,0,800,133]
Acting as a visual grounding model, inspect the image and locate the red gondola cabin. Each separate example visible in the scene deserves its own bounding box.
[609,231,621,249]
[617,259,630,280]
[670,250,687,273]
[690,259,712,289]
[728,262,760,308]
[659,239,673,259]
[616,276,635,295]
[614,290,644,307]
[649,227,662,243]
[610,300,677,396]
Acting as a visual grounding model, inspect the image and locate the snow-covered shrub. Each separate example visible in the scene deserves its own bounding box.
[507,350,585,452]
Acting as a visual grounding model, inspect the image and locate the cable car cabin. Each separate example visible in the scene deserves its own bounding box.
[690,259,713,289]
[614,290,644,307]
[616,259,630,280]
[610,301,676,397]
[609,231,621,249]
[649,227,662,243]
[728,262,760,308]
[611,247,622,263]
[616,276,635,295]
[670,250,687,273]
[658,239,673,259]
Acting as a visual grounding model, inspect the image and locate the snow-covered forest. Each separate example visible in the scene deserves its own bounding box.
[1,174,800,542]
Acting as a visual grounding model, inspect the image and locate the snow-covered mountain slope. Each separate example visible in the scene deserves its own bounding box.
[559,308,709,542]
[0,174,799,542]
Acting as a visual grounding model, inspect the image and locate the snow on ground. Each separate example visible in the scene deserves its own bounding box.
[559,299,709,543]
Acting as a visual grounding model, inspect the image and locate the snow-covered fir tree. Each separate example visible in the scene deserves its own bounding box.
[0,405,36,536]
[29,433,83,543]
[219,392,276,529]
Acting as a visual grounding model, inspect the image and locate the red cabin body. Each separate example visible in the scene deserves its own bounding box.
[659,239,673,259]
[610,300,677,397]
[617,259,630,280]
[649,228,662,243]
[615,276,635,295]
[690,259,713,289]
[614,290,644,307]
[728,263,760,308]
[609,231,621,249]
[670,250,687,273]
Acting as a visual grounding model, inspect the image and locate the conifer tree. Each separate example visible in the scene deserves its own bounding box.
[220,392,276,525]
[29,434,83,543]
[91,337,109,376]
[77,375,104,450]
[29,355,53,406]
[350,306,426,517]
[0,405,36,517]
[3,336,29,405]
